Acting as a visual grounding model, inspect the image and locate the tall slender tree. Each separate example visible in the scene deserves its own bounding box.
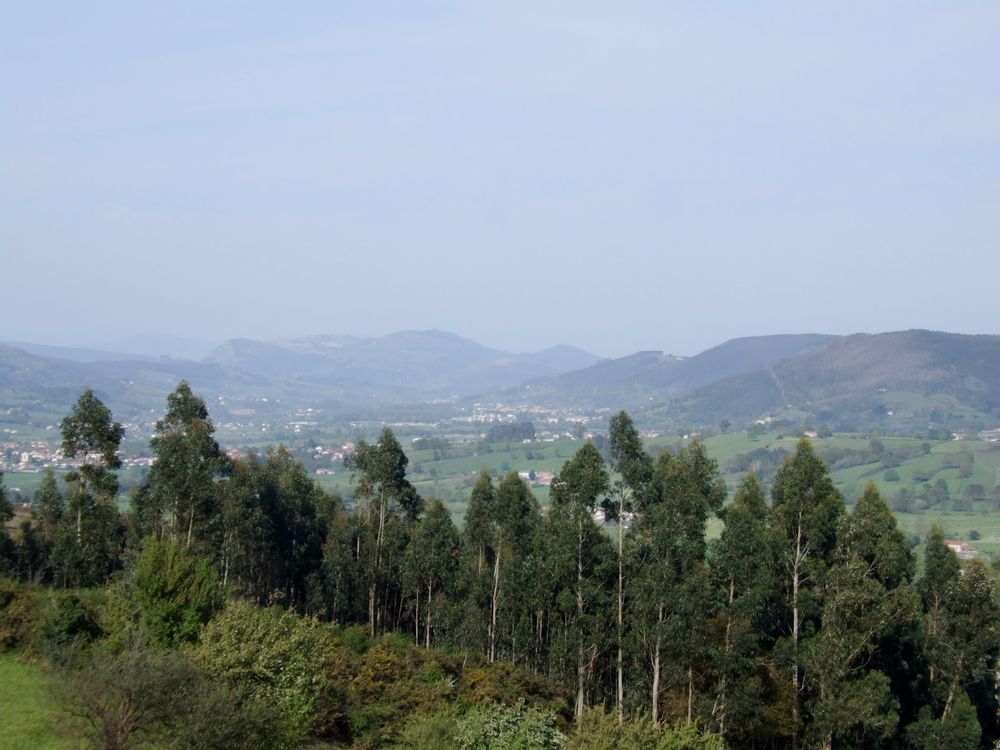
[709,474,779,744]
[607,411,653,724]
[60,389,125,586]
[804,484,917,749]
[551,441,610,717]
[488,471,538,663]
[346,427,421,633]
[403,499,460,648]
[144,381,229,547]
[770,438,843,747]
[635,440,725,726]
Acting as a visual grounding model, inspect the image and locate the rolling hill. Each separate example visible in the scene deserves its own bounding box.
[205,329,601,397]
[655,330,1000,431]
[506,333,834,408]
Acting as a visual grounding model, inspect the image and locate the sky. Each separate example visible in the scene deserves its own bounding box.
[2,2,999,359]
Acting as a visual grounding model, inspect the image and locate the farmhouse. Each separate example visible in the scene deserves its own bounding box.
[944,540,978,560]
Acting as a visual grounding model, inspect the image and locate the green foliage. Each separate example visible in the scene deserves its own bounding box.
[563,706,728,750]
[0,577,43,652]
[566,707,659,750]
[905,689,981,750]
[456,701,565,750]
[132,535,222,645]
[550,441,609,512]
[391,707,462,749]
[142,381,229,545]
[192,599,348,745]
[56,636,281,750]
[34,593,100,662]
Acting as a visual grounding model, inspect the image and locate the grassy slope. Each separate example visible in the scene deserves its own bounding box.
[0,655,67,750]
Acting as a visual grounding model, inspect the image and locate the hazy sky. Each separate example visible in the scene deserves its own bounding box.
[3,2,999,358]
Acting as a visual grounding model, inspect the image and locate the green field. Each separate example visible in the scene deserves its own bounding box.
[0,655,68,750]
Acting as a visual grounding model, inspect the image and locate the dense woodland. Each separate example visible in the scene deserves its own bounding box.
[1,381,999,749]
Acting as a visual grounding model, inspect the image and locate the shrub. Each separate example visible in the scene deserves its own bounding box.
[133,535,222,646]
[565,708,724,750]
[35,593,101,662]
[566,707,659,750]
[192,599,349,746]
[56,636,282,750]
[0,577,43,652]
[883,469,900,482]
[391,708,462,750]
[456,701,564,750]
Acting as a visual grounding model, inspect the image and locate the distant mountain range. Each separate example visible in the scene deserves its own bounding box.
[2,329,999,433]
[0,331,601,420]
[508,334,834,408]
[652,330,1000,431]
[204,330,600,396]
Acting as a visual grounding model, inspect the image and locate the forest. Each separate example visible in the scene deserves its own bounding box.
[1,381,998,750]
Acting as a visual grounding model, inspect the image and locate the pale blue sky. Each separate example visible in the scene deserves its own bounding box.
[2,2,998,358]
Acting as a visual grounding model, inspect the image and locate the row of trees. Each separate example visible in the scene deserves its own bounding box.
[2,382,999,748]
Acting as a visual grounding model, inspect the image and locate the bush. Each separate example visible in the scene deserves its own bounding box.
[391,708,462,750]
[133,536,222,646]
[884,469,900,482]
[192,599,349,746]
[565,708,724,750]
[0,578,43,652]
[347,636,462,746]
[35,593,101,662]
[56,636,282,750]
[456,701,564,750]
[566,707,659,750]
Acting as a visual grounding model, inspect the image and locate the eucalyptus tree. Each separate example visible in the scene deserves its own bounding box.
[346,427,421,633]
[403,499,460,648]
[709,474,780,744]
[803,484,918,749]
[457,470,497,655]
[217,448,327,609]
[923,557,1000,730]
[465,469,495,576]
[0,469,11,571]
[634,440,725,727]
[550,440,611,717]
[770,438,843,746]
[607,411,653,723]
[60,389,125,586]
[488,471,538,663]
[144,381,229,547]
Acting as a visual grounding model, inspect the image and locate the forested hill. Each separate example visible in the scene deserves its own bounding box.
[656,330,1000,430]
[505,333,834,408]
[0,330,600,419]
[205,329,600,396]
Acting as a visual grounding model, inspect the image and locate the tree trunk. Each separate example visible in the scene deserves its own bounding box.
[717,579,735,737]
[426,582,432,649]
[489,546,502,663]
[652,603,663,726]
[576,514,586,718]
[617,510,625,726]
[791,510,804,749]
[687,664,694,726]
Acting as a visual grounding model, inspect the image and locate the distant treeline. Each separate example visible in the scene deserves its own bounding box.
[484,420,535,443]
[1,383,998,749]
